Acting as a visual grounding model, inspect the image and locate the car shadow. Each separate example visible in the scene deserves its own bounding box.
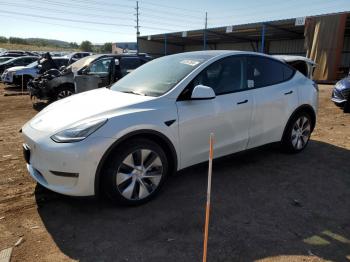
[35,140,350,261]
[32,101,50,111]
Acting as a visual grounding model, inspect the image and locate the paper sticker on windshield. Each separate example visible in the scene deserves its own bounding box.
[180,60,200,66]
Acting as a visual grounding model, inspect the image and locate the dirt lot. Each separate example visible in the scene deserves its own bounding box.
[0,83,349,262]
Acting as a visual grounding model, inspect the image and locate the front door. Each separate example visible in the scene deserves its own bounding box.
[176,56,253,169]
[74,57,113,93]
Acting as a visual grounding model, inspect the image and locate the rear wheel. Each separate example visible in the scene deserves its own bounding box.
[282,112,312,153]
[102,138,169,205]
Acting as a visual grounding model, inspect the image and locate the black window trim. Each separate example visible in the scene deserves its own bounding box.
[245,54,296,89]
[177,55,249,101]
[177,54,297,102]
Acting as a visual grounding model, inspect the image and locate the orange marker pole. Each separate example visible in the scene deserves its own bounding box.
[203,133,214,262]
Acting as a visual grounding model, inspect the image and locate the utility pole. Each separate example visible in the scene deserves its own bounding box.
[203,12,207,50]
[135,1,140,53]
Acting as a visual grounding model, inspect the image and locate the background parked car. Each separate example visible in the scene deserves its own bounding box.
[1,57,69,86]
[0,56,38,74]
[64,52,92,64]
[0,50,37,57]
[0,57,15,63]
[331,73,350,113]
[28,53,152,101]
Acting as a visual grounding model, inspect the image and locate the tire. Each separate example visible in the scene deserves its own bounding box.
[102,138,169,206]
[56,85,74,100]
[281,111,312,153]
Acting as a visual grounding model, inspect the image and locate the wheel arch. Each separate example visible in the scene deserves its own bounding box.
[57,82,75,90]
[94,129,178,196]
[282,104,317,140]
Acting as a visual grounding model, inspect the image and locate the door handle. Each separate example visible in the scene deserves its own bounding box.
[284,90,293,95]
[237,99,248,105]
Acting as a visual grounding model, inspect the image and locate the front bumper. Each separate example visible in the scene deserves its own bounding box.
[331,87,349,106]
[22,123,115,196]
[1,72,14,84]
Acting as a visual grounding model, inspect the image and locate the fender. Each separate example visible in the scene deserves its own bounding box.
[94,129,178,196]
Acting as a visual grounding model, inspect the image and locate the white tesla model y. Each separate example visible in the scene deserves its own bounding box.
[22,51,318,205]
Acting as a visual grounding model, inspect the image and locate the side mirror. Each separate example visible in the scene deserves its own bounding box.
[191,85,216,100]
[81,68,89,75]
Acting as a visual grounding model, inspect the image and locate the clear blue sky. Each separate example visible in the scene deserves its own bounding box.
[1,0,349,44]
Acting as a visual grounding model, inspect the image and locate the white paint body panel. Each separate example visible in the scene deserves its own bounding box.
[22,51,318,196]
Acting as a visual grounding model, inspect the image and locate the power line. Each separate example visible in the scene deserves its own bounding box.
[140,6,203,20]
[121,0,201,14]
[0,14,131,36]
[12,0,135,15]
[0,2,134,21]
[4,10,134,27]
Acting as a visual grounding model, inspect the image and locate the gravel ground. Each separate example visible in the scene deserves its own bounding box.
[0,83,349,262]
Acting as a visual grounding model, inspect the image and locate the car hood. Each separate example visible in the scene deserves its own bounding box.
[7,66,26,72]
[335,77,350,91]
[29,88,155,133]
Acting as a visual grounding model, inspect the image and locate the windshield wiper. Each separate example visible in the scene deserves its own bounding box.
[120,90,147,96]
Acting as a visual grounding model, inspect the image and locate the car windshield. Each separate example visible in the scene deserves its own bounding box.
[111,53,211,97]
[0,57,13,63]
[2,57,17,64]
[67,55,96,72]
[27,61,38,68]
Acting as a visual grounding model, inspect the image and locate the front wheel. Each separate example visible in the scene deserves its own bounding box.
[56,86,74,100]
[102,138,169,205]
[282,112,312,153]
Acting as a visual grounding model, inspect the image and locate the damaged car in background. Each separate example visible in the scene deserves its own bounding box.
[28,53,152,101]
[1,54,69,86]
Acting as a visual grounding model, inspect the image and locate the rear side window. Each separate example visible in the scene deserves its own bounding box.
[120,58,141,70]
[283,65,295,80]
[247,56,288,88]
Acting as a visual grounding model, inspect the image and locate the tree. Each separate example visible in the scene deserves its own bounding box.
[9,37,28,45]
[69,42,79,49]
[0,36,7,43]
[100,42,112,53]
[80,40,93,52]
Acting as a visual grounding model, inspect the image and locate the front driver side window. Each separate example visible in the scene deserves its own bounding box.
[179,56,245,100]
[89,58,111,75]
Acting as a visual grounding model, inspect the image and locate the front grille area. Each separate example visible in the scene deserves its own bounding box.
[341,89,350,100]
[333,89,344,99]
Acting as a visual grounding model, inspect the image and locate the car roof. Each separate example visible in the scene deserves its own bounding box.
[273,55,316,66]
[52,57,69,60]
[13,56,38,60]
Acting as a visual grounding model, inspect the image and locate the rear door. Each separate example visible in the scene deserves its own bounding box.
[119,57,141,77]
[246,56,298,148]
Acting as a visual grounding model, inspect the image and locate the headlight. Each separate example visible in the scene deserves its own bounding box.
[51,118,108,143]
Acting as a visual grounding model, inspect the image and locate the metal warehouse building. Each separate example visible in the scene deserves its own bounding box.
[138,12,350,82]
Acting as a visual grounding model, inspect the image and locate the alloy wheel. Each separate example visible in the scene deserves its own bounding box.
[116,149,163,200]
[57,90,73,99]
[291,116,311,150]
